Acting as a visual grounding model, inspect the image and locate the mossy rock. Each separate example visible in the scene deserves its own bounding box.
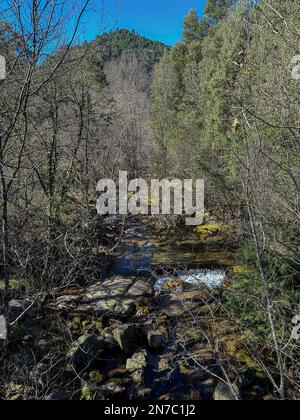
[126,350,147,384]
[81,382,93,400]
[233,265,251,275]
[112,324,145,355]
[89,370,105,384]
[136,298,153,316]
[195,223,231,239]
[157,314,168,325]
[71,317,103,334]
[82,319,103,333]
[71,316,82,333]
[68,335,105,366]
[235,351,265,380]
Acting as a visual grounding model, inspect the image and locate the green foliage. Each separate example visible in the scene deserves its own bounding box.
[205,0,236,22]
[93,29,168,69]
[183,9,202,43]
[226,240,299,342]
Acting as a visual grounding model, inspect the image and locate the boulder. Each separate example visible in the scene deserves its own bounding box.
[102,326,118,350]
[126,349,147,384]
[147,330,166,351]
[177,289,219,302]
[68,335,104,366]
[100,378,126,398]
[213,381,240,401]
[112,324,145,355]
[84,277,133,301]
[127,279,153,298]
[159,294,197,318]
[8,299,34,322]
[81,277,136,318]
[55,295,80,311]
[162,301,194,318]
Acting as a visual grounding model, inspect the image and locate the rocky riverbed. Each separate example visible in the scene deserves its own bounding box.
[1,219,272,400]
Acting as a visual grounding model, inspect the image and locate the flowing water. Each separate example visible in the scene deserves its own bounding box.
[112,221,234,280]
[154,269,227,291]
[105,220,236,400]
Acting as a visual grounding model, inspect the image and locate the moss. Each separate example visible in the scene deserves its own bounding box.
[93,320,103,333]
[10,383,23,393]
[71,316,82,333]
[81,382,93,400]
[136,298,153,316]
[75,318,103,334]
[233,265,251,275]
[89,370,104,384]
[158,325,168,337]
[0,277,26,291]
[235,351,265,380]
[82,320,92,331]
[194,223,231,240]
[157,314,168,325]
[136,305,151,316]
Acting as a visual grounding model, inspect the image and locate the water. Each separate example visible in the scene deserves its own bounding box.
[112,222,234,277]
[154,269,227,291]
[113,224,155,276]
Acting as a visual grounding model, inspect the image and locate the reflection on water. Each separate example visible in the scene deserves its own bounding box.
[112,222,233,277]
[113,224,155,276]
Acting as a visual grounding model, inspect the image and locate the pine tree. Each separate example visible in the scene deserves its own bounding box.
[205,0,235,22]
[183,9,201,43]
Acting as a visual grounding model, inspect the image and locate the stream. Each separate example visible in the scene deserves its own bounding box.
[103,219,236,400]
[112,220,233,279]
[49,218,268,400]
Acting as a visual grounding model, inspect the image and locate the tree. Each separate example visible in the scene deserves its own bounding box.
[151,0,300,398]
[183,9,201,43]
[205,0,235,22]
[0,0,93,305]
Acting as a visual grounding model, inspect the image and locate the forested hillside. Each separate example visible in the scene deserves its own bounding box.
[93,29,167,65]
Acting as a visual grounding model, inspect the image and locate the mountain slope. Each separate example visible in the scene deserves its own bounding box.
[92,29,169,68]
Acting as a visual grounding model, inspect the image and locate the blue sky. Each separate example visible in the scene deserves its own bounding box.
[84,0,206,45]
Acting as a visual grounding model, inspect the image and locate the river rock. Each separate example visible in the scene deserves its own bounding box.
[55,295,80,311]
[102,326,118,350]
[85,277,133,301]
[126,349,147,384]
[147,330,166,351]
[81,277,136,318]
[112,324,145,354]
[100,378,126,398]
[68,334,104,366]
[213,381,240,401]
[8,299,34,322]
[127,279,153,298]
[156,355,171,373]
